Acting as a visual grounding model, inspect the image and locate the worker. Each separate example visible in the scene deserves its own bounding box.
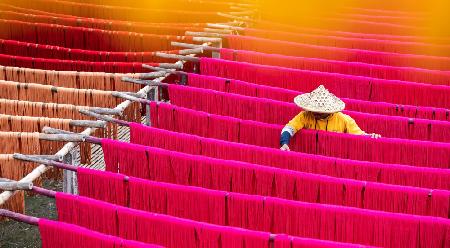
[280,85,381,151]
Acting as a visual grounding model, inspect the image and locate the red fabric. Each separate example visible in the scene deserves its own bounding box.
[224,35,450,71]
[220,48,450,86]
[39,219,160,248]
[199,58,450,109]
[0,19,187,52]
[0,53,157,72]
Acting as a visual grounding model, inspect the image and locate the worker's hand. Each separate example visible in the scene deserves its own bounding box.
[280,144,290,151]
[365,133,381,139]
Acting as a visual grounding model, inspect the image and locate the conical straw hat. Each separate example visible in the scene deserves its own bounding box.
[294,85,345,114]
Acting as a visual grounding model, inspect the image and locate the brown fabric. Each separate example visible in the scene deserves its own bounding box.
[0,66,141,92]
[0,154,46,219]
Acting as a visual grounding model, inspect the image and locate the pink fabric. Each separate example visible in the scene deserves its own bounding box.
[146,103,450,168]
[130,123,450,190]
[168,84,450,142]
[199,58,450,109]
[225,35,450,71]
[220,48,450,86]
[39,219,161,248]
[77,167,128,206]
[55,187,450,247]
[101,138,450,217]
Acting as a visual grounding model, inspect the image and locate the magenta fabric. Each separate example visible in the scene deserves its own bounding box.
[147,103,450,168]
[128,178,226,225]
[77,167,128,206]
[55,192,118,236]
[220,48,450,86]
[225,35,450,71]
[55,185,450,247]
[39,219,161,248]
[185,73,450,121]
[130,123,450,190]
[199,58,450,109]
[168,84,450,142]
[101,138,450,217]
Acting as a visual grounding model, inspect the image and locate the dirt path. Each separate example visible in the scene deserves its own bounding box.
[0,180,61,248]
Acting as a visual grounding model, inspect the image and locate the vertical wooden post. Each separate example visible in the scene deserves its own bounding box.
[62,145,79,195]
[211,39,222,59]
[145,86,157,126]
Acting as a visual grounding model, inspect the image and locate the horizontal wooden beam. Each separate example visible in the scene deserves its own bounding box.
[0,182,33,191]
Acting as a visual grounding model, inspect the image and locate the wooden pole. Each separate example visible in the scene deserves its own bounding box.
[142,64,187,75]
[0,38,202,208]
[112,92,152,105]
[178,47,204,55]
[13,153,78,172]
[158,63,183,70]
[217,12,256,23]
[155,52,200,62]
[0,209,39,225]
[192,37,222,43]
[204,28,233,34]
[32,186,56,198]
[39,133,86,143]
[42,127,103,144]
[186,31,223,38]
[88,107,123,116]
[206,23,245,31]
[171,41,220,52]
[79,109,130,127]
[0,182,33,191]
[69,120,106,128]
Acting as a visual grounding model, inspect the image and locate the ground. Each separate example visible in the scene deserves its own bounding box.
[0,180,61,248]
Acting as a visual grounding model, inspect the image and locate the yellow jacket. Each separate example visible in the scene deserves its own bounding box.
[284,111,364,135]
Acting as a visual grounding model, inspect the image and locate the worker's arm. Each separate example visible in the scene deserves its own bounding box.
[280,112,305,150]
[345,115,381,138]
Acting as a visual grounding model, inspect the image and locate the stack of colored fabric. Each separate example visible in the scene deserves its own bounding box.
[1,1,449,248]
